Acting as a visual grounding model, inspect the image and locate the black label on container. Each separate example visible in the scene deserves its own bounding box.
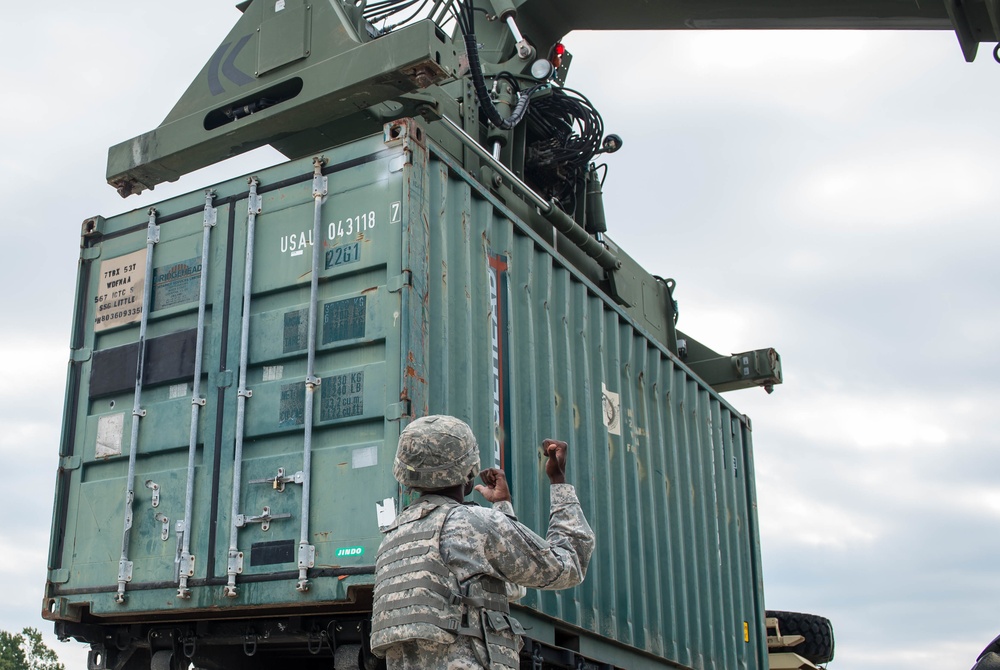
[322,297,366,344]
[320,372,364,421]
[251,539,295,566]
[283,308,308,353]
[90,329,198,398]
[325,242,362,270]
[152,257,201,311]
[279,381,306,427]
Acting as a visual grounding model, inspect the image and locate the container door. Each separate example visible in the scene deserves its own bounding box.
[47,196,232,614]
[211,136,409,605]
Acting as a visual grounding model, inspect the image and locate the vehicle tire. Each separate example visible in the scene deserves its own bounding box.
[150,650,173,670]
[766,609,835,665]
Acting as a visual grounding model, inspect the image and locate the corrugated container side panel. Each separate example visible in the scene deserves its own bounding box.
[742,418,769,670]
[411,140,766,669]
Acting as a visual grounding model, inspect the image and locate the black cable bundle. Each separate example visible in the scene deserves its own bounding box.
[455,1,541,130]
[362,0,436,34]
[524,86,606,208]
[363,0,537,128]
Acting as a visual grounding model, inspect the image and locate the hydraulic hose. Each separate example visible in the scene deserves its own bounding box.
[463,33,537,129]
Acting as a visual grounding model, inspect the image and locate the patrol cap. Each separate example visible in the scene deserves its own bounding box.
[393,415,481,490]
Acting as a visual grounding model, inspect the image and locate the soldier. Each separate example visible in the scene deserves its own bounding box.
[371,415,595,670]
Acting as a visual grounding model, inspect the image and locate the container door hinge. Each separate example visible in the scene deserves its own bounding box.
[59,456,82,471]
[217,370,235,389]
[48,569,70,585]
[235,506,291,532]
[388,271,411,293]
[385,400,411,421]
[388,151,411,172]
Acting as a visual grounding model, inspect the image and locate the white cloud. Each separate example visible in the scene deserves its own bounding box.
[757,481,883,550]
[776,393,955,451]
[793,145,998,230]
[0,341,68,402]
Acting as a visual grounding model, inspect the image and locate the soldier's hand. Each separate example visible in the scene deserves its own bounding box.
[543,439,567,484]
[475,468,512,504]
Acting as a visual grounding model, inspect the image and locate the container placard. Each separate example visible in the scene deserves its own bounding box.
[152,257,201,311]
[283,309,308,353]
[279,381,306,427]
[94,249,146,332]
[322,297,366,344]
[320,372,364,420]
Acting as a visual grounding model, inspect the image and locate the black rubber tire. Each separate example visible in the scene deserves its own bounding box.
[766,609,835,665]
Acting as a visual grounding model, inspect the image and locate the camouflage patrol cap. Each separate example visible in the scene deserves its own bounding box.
[393,415,481,490]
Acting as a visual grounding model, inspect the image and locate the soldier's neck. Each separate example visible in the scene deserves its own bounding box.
[420,482,472,504]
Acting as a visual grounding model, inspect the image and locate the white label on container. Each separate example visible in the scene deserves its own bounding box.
[352,446,378,469]
[94,249,147,332]
[602,383,621,436]
[275,0,286,11]
[376,498,397,528]
[169,383,188,399]
[96,413,125,458]
[263,365,284,381]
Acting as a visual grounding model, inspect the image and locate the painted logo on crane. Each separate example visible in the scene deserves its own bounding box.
[207,34,255,96]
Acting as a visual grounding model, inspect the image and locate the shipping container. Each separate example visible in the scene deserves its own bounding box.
[45,118,769,669]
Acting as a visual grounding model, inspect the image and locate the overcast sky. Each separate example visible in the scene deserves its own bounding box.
[3,2,999,669]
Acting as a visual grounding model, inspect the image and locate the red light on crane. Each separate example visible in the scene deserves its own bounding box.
[551,42,565,68]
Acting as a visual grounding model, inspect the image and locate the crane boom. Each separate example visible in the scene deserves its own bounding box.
[107,0,996,197]
[511,0,994,61]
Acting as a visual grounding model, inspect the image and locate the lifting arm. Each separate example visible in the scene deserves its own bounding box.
[107,0,998,197]
[509,0,996,62]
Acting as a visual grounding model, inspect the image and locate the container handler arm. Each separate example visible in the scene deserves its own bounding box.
[506,0,995,62]
[107,0,996,198]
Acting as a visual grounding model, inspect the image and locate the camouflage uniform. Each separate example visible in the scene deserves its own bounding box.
[371,416,595,670]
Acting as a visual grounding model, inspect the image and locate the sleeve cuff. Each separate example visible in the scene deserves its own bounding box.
[549,483,579,507]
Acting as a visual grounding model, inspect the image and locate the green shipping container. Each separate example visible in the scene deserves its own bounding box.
[46,119,767,670]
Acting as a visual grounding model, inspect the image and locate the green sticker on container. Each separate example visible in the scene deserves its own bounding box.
[335,546,365,558]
